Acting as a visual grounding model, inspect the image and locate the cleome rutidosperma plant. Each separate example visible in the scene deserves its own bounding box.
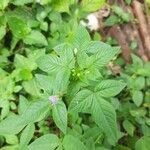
[0,26,126,149]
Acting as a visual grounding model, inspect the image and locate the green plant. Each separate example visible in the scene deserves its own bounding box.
[1,0,150,150]
[104,5,132,27]
[111,54,150,149]
[0,23,126,149]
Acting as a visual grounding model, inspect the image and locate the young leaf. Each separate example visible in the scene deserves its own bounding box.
[28,134,59,150]
[20,123,35,148]
[5,134,18,145]
[63,134,87,150]
[91,97,118,144]
[52,101,67,134]
[95,80,126,98]
[7,16,31,39]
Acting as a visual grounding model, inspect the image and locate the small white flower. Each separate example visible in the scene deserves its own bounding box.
[87,14,99,31]
[49,95,59,105]
[80,14,99,31]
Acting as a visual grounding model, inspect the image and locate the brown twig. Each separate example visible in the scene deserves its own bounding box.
[132,0,150,59]
[109,25,132,63]
[125,4,148,61]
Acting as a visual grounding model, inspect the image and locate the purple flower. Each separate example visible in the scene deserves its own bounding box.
[49,95,59,105]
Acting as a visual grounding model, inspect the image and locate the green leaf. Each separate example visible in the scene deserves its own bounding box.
[52,101,67,134]
[132,54,143,67]
[15,54,37,71]
[69,88,118,144]
[53,68,71,93]
[0,114,25,135]
[23,79,41,97]
[35,74,53,94]
[37,54,73,75]
[37,54,62,73]
[104,15,120,26]
[95,80,126,98]
[24,30,48,46]
[134,77,145,90]
[81,0,106,12]
[69,89,93,113]
[37,44,75,93]
[20,123,35,148]
[123,120,135,136]
[18,100,50,125]
[37,55,71,93]
[63,134,87,150]
[85,46,120,69]
[70,26,91,49]
[91,97,117,144]
[135,136,150,150]
[7,16,31,39]
[132,90,143,107]
[37,44,75,74]
[5,135,18,145]
[28,134,59,150]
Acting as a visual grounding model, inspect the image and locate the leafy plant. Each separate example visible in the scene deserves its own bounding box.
[104,5,132,27]
[0,0,149,150]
